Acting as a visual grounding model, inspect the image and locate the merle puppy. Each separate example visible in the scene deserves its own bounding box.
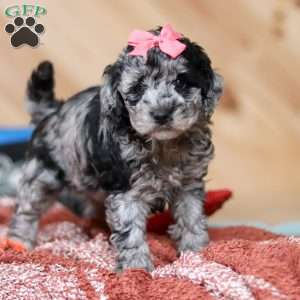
[3,26,223,271]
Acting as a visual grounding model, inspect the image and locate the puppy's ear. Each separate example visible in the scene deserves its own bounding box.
[103,63,121,89]
[181,40,224,118]
[95,62,132,192]
[204,71,224,118]
[100,62,130,129]
[101,62,123,116]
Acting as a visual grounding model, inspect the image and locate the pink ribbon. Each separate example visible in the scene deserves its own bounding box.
[128,24,186,59]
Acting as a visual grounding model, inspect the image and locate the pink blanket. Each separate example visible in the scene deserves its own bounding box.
[0,204,300,299]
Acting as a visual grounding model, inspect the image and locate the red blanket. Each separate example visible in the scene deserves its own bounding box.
[0,198,300,299]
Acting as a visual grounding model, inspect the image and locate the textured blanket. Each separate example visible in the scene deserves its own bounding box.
[0,198,300,299]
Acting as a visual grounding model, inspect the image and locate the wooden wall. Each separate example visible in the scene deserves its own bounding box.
[0,0,299,223]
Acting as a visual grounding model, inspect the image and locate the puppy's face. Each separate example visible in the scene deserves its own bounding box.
[104,30,223,140]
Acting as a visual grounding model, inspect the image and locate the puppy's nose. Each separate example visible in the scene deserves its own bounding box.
[150,108,174,125]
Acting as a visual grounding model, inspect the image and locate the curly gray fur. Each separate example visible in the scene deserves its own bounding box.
[7,27,223,272]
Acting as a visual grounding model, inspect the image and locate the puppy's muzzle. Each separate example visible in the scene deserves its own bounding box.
[150,105,175,125]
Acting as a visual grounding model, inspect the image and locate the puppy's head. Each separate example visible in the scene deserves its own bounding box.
[101,27,223,140]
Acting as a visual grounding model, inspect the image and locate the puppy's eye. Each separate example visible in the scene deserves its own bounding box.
[174,74,201,95]
[173,74,192,96]
[174,74,188,90]
[130,76,146,94]
[126,76,147,105]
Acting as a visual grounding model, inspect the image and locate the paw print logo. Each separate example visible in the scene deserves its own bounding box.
[5,17,44,48]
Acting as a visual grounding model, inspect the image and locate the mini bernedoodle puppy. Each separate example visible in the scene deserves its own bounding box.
[3,25,223,271]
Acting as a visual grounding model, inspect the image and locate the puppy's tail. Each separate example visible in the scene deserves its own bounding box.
[26,61,60,125]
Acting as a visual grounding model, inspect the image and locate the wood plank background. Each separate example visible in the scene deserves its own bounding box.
[0,0,299,223]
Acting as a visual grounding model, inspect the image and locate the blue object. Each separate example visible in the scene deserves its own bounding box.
[0,127,33,145]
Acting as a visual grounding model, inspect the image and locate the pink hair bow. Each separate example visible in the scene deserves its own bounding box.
[128,24,186,59]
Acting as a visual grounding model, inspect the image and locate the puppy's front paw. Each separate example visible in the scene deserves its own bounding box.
[115,253,154,273]
[177,231,209,254]
[0,238,27,254]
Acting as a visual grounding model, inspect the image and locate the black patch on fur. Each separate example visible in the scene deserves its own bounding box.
[84,94,131,192]
[27,61,62,125]
[114,92,133,135]
[180,39,214,99]
[28,61,54,103]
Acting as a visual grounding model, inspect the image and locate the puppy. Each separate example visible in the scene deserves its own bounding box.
[3,26,223,271]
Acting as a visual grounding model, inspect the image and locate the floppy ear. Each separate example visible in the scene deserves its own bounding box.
[94,62,132,192]
[100,62,131,130]
[180,39,224,119]
[101,63,123,119]
[203,71,224,118]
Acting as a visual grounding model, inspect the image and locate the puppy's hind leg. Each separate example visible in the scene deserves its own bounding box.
[3,158,62,251]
